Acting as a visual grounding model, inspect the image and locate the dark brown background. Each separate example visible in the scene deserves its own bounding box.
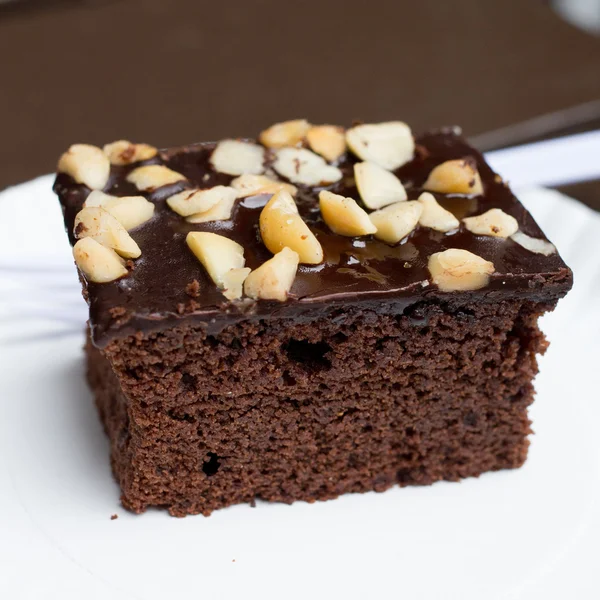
[0,0,599,205]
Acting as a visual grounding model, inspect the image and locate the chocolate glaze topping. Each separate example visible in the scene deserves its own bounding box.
[53,129,573,348]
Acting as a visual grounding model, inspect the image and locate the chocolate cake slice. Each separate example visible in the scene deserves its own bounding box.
[53,121,572,516]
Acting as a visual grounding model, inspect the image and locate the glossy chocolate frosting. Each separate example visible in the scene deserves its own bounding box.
[53,129,573,348]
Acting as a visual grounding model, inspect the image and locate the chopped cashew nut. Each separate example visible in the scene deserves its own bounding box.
[74,207,141,258]
[58,144,110,190]
[259,189,323,264]
[428,248,495,292]
[244,247,299,301]
[369,201,422,244]
[510,231,556,256]
[346,122,414,170]
[231,174,297,198]
[423,159,483,195]
[319,190,377,236]
[417,192,459,232]
[306,125,346,162]
[463,208,518,238]
[84,191,154,230]
[73,238,127,283]
[186,192,237,223]
[126,165,186,191]
[259,119,310,148]
[354,161,407,209]
[210,140,265,176]
[273,147,342,186]
[103,140,157,165]
[186,232,247,294]
[167,186,237,217]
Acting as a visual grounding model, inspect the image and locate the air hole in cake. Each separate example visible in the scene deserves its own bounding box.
[454,307,476,321]
[180,372,195,391]
[511,388,529,404]
[205,336,219,349]
[405,426,416,437]
[167,408,196,423]
[482,360,496,372]
[375,336,395,352]
[348,454,359,468]
[330,310,347,325]
[404,304,429,326]
[396,468,413,483]
[282,371,296,386]
[202,452,221,477]
[331,332,348,344]
[463,412,478,427]
[283,339,332,370]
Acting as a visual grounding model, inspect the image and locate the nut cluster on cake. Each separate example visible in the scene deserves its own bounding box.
[58,121,557,301]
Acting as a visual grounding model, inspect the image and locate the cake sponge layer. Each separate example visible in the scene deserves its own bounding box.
[87,298,550,517]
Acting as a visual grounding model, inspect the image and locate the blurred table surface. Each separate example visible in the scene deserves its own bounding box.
[0,0,599,208]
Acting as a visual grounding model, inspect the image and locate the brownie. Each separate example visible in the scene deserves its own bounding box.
[53,121,572,516]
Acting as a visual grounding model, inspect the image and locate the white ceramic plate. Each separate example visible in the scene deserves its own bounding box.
[1,177,599,600]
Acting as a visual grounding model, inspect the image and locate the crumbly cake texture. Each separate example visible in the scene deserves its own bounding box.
[88,299,548,517]
[54,121,572,516]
